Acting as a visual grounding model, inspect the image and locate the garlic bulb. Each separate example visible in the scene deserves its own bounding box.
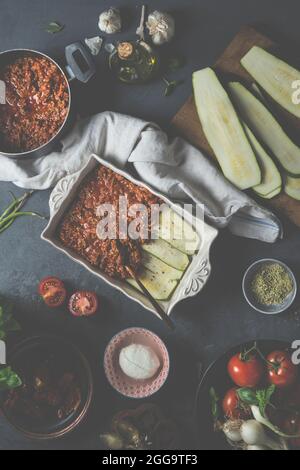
[146,11,175,46]
[99,8,122,34]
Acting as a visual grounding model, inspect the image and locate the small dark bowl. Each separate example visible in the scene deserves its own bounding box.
[0,336,94,440]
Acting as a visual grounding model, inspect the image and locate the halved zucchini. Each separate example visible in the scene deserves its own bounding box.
[257,186,282,200]
[192,68,261,190]
[228,82,300,176]
[284,175,300,201]
[159,207,200,255]
[241,46,300,118]
[142,239,189,271]
[242,124,282,197]
[127,267,178,301]
[142,251,183,281]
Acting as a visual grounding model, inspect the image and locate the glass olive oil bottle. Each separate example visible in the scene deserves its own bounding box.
[109,41,159,84]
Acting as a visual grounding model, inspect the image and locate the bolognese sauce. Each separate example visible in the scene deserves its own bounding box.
[0,54,69,152]
[59,165,162,280]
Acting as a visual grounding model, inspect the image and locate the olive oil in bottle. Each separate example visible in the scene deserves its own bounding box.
[109,41,159,84]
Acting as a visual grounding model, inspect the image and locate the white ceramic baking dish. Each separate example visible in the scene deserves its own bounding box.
[41,155,218,318]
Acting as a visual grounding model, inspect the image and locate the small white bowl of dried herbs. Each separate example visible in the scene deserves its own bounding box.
[242,258,297,314]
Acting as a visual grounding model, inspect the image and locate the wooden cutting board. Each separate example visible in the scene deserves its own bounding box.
[171,25,300,228]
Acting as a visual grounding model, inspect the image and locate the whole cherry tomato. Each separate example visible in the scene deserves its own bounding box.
[228,352,264,388]
[222,388,250,420]
[267,350,298,389]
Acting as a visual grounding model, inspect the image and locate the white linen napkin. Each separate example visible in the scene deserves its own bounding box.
[0,112,282,242]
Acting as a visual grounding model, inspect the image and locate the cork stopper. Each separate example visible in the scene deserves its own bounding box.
[117,42,134,59]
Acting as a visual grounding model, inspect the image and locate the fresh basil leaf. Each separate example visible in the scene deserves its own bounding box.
[45,21,65,34]
[0,367,22,391]
[256,384,276,416]
[237,388,258,405]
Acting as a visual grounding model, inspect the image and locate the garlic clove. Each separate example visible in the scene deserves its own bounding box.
[84,36,103,56]
[99,8,122,34]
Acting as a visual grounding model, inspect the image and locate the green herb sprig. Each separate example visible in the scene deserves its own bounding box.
[237,384,276,416]
[45,21,65,34]
[0,191,47,235]
[163,77,184,97]
[0,301,22,391]
[0,367,22,392]
[0,301,21,340]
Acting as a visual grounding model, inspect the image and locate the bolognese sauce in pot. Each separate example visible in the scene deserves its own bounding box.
[0,43,95,157]
[0,54,69,153]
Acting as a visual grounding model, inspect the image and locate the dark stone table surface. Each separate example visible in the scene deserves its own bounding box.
[0,0,300,450]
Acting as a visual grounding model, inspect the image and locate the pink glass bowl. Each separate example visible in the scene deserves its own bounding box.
[104,328,170,398]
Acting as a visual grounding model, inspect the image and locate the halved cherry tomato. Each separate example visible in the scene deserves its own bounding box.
[68,291,98,317]
[267,350,298,388]
[228,352,264,388]
[222,387,250,420]
[38,276,66,308]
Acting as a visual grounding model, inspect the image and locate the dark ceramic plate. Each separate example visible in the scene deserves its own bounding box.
[0,336,94,440]
[195,340,294,450]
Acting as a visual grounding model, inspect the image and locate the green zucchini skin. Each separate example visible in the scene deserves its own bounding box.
[193,68,261,190]
[242,124,282,198]
[229,82,300,177]
[241,46,300,119]
[284,175,300,201]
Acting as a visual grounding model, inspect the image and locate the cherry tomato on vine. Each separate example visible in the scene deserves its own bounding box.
[267,350,298,388]
[222,388,250,420]
[228,352,264,388]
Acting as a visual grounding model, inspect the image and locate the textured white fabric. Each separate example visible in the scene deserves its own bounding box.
[0,111,282,242]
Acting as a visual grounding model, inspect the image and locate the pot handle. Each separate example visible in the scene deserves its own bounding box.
[65,42,96,83]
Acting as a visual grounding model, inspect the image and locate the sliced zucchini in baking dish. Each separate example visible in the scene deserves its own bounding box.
[284,175,300,200]
[228,82,300,176]
[127,268,178,301]
[159,207,200,255]
[241,46,300,118]
[242,124,282,197]
[142,239,189,271]
[257,186,282,200]
[142,251,183,281]
[192,67,261,190]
